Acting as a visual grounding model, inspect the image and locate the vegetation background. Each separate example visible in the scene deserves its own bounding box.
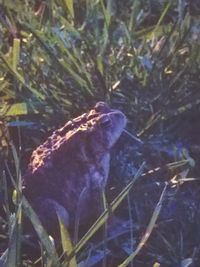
[0,0,200,266]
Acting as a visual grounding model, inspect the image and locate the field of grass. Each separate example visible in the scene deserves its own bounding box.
[0,0,200,266]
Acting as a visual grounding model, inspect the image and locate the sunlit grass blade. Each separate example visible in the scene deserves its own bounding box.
[1,103,28,116]
[63,0,74,19]
[57,216,77,267]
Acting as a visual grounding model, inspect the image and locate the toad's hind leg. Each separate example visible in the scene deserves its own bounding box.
[31,197,70,240]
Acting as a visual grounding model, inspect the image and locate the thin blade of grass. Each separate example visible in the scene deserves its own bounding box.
[119,183,168,267]
[100,0,111,27]
[2,170,11,221]
[152,3,171,37]
[6,203,22,267]
[22,196,60,267]
[0,248,8,267]
[12,38,20,72]
[138,113,162,136]
[96,54,104,75]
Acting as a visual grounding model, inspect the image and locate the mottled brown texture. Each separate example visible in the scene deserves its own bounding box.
[23,102,126,238]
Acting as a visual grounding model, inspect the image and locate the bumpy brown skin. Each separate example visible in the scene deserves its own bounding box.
[23,102,127,239]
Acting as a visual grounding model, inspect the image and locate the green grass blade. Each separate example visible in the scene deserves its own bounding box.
[12,38,20,72]
[63,0,74,19]
[57,217,77,267]
[100,0,111,27]
[1,103,28,116]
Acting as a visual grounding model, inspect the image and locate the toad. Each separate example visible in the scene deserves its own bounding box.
[23,102,127,239]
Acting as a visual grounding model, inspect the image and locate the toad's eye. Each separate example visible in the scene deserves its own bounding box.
[94,102,110,113]
[99,115,111,128]
[94,102,106,112]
